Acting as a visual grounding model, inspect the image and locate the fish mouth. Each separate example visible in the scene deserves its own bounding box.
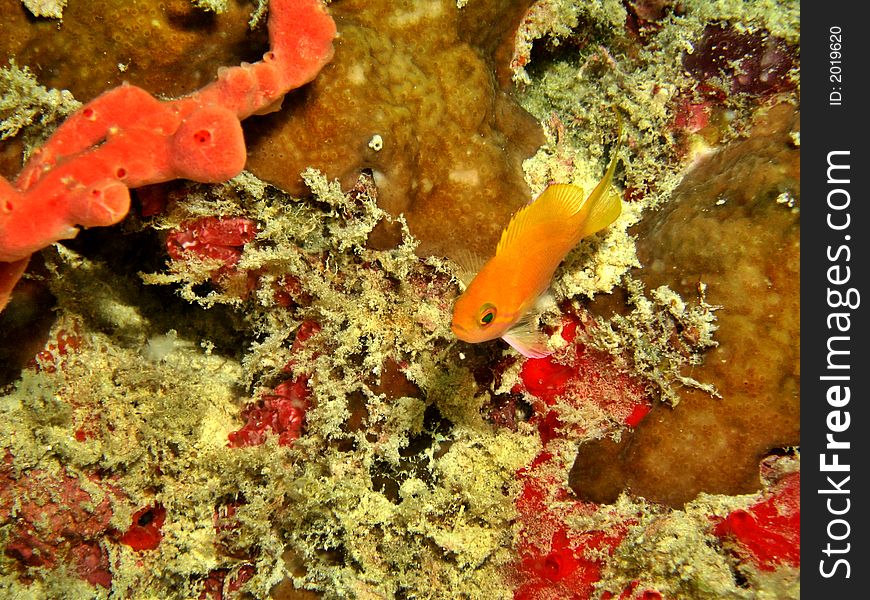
[452,321,485,343]
[451,321,469,341]
[452,321,500,344]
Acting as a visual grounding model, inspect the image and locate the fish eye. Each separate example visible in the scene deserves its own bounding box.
[479,304,496,327]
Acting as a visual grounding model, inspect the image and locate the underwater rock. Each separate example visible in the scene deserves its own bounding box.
[245,0,544,259]
[0,267,56,387]
[570,103,800,507]
[1,0,262,103]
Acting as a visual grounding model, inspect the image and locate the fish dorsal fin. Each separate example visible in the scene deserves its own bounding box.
[573,130,623,240]
[495,122,623,256]
[537,183,588,215]
[496,198,534,257]
[496,184,586,256]
[452,249,485,288]
[574,185,622,241]
[502,312,552,358]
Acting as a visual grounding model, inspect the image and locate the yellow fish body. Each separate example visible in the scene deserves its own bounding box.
[451,140,622,358]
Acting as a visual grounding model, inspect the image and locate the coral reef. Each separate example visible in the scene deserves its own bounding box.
[245,0,545,259]
[0,0,800,598]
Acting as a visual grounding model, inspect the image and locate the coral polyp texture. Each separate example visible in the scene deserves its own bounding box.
[245,0,546,259]
[571,104,800,508]
[2,0,265,102]
[0,0,799,598]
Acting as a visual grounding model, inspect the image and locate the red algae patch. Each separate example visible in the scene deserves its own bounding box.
[1,459,122,589]
[518,312,653,442]
[228,377,310,448]
[119,505,167,552]
[682,23,799,97]
[713,472,800,572]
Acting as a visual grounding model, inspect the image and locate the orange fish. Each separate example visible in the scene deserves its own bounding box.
[451,136,622,358]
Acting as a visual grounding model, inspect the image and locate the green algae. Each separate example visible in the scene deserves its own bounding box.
[21,0,68,19]
[0,312,248,598]
[140,170,540,597]
[0,61,80,146]
[583,277,721,406]
[190,0,230,14]
[593,455,800,599]
[512,0,800,408]
[0,164,539,597]
[516,0,800,209]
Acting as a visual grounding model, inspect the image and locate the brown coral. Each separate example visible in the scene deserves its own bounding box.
[0,0,262,103]
[245,0,544,259]
[570,103,800,507]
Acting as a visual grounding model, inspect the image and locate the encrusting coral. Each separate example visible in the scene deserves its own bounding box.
[245,0,546,259]
[570,104,800,507]
[1,0,264,103]
[0,0,337,310]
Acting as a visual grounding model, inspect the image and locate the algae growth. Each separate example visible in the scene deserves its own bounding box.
[1,0,799,598]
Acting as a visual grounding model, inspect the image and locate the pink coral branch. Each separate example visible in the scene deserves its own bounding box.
[0,0,336,310]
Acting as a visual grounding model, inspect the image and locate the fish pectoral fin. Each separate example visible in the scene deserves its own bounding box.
[502,319,552,358]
